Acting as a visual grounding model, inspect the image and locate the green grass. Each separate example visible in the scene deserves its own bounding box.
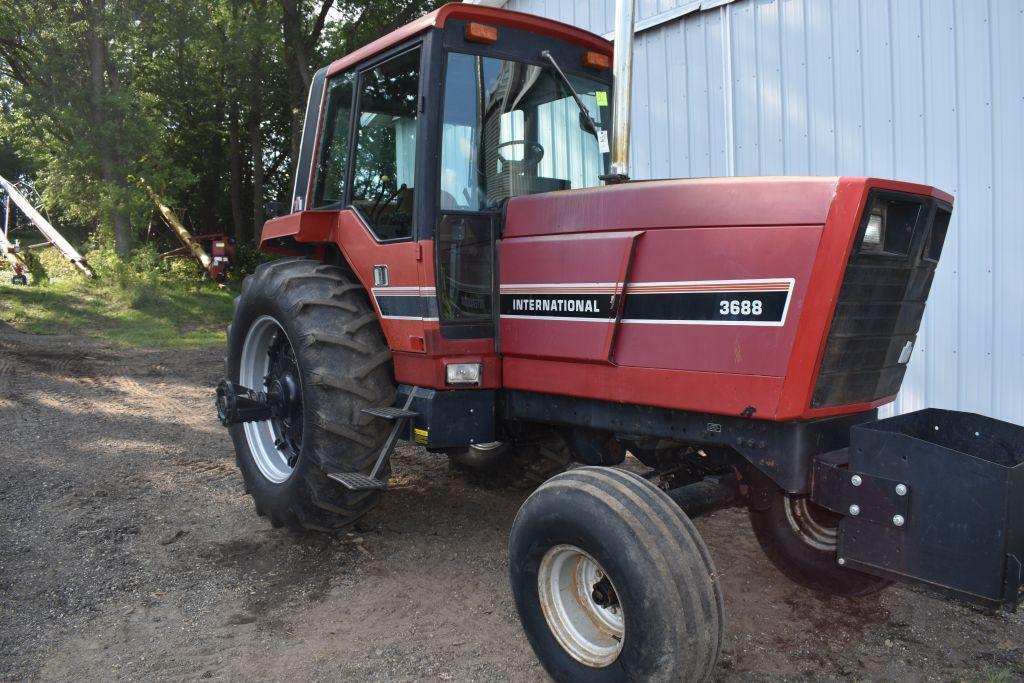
[0,277,234,348]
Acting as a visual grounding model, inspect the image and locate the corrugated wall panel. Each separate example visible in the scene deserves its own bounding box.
[501,0,1024,424]
[991,0,1024,423]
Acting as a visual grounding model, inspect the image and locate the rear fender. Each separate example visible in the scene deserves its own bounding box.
[259,211,335,257]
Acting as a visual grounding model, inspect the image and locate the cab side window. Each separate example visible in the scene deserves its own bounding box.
[313,72,355,208]
[350,48,421,241]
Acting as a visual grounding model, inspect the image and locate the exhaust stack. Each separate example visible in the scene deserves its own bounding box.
[608,0,636,182]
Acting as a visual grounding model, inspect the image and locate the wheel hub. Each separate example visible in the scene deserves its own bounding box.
[537,545,624,668]
[239,316,304,483]
[590,576,619,609]
[266,373,299,420]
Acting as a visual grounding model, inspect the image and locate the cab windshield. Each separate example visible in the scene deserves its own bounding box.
[439,51,611,211]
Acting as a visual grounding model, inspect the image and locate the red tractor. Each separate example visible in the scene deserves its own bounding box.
[216,3,1024,680]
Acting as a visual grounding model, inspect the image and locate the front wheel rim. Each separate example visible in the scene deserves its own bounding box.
[239,316,303,484]
[537,544,624,668]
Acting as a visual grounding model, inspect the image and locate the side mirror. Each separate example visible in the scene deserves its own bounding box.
[264,201,286,219]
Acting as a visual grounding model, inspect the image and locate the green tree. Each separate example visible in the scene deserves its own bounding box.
[0,0,445,256]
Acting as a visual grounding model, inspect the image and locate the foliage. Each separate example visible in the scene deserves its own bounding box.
[0,242,235,347]
[0,0,448,349]
[0,276,235,347]
[233,240,277,280]
[0,0,445,256]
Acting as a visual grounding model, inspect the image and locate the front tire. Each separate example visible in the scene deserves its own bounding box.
[509,467,724,682]
[749,487,891,597]
[226,258,394,532]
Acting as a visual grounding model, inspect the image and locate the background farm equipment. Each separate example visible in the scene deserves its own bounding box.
[159,232,236,285]
[0,207,28,285]
[141,181,235,285]
[0,174,96,282]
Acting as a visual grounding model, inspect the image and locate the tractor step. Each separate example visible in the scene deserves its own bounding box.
[361,406,418,420]
[327,471,387,491]
[329,389,420,494]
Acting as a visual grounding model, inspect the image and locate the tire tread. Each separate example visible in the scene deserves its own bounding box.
[228,258,394,532]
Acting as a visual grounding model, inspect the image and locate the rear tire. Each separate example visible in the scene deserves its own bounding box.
[226,258,395,532]
[749,486,891,597]
[509,467,724,682]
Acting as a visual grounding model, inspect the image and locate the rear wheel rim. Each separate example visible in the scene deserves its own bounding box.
[784,496,839,551]
[537,544,624,668]
[240,316,303,484]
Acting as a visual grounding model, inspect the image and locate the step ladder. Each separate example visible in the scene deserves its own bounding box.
[327,389,419,492]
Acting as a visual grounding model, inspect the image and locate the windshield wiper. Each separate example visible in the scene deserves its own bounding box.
[539,50,601,138]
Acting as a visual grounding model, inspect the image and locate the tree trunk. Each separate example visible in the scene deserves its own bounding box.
[228,99,246,241]
[250,110,264,242]
[248,32,266,242]
[280,0,309,187]
[84,0,130,253]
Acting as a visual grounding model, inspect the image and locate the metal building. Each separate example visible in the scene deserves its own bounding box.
[469,0,1024,424]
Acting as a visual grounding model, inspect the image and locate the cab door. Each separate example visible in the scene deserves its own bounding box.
[309,45,431,355]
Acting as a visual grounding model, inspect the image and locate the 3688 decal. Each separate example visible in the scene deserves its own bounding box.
[718,299,764,316]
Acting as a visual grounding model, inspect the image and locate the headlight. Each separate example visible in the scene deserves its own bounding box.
[446,362,482,386]
[859,194,923,256]
[862,208,884,249]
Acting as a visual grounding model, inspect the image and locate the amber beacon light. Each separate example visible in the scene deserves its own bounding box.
[582,50,610,70]
[465,22,498,44]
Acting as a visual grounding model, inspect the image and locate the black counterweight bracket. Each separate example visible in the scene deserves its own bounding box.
[216,380,273,426]
[810,449,911,528]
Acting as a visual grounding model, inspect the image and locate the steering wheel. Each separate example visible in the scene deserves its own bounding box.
[367,176,390,220]
[496,140,545,169]
[372,183,407,223]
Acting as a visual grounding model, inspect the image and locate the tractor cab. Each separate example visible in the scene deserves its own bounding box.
[262,5,613,367]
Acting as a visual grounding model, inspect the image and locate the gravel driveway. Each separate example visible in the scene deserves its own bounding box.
[1,325,1021,681]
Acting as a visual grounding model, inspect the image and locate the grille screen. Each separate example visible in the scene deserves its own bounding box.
[812,191,951,408]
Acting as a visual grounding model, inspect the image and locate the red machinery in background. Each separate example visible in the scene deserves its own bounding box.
[142,181,235,285]
[160,231,236,284]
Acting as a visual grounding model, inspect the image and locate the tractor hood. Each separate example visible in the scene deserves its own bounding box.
[503,177,840,238]
[497,175,954,421]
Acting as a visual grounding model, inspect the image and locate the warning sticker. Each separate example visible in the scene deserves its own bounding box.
[413,428,429,445]
[595,91,609,106]
[597,129,610,154]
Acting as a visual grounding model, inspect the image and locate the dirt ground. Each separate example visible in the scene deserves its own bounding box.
[1,325,1022,682]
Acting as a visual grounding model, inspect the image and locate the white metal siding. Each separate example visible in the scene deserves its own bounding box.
[501,0,1024,424]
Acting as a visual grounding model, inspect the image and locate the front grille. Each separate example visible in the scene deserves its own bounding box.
[811,191,951,408]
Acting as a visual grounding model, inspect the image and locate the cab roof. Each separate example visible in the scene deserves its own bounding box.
[326,2,612,77]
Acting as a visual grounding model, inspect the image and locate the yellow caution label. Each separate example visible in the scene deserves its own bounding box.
[413,428,429,444]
